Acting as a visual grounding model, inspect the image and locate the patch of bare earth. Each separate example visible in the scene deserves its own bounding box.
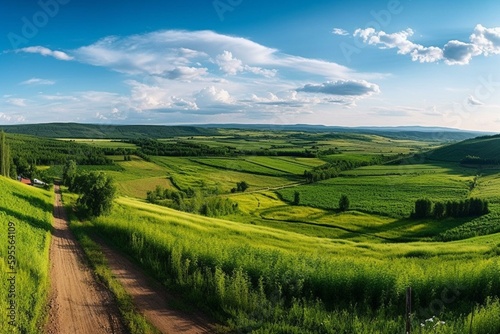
[45,185,125,334]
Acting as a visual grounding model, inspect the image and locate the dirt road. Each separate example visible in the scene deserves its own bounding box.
[45,185,125,334]
[98,240,215,334]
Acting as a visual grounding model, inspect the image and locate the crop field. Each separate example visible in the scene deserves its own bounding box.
[0,177,53,333]
[59,138,138,149]
[24,128,500,332]
[278,167,474,218]
[88,196,500,333]
[151,156,296,191]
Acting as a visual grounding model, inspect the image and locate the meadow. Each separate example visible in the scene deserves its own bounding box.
[85,196,500,333]
[20,128,500,332]
[0,177,53,334]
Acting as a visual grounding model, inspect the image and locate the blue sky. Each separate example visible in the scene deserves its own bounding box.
[2,0,500,131]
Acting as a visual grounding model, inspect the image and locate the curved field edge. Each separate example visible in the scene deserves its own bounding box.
[89,196,500,332]
[0,177,53,334]
[61,192,160,334]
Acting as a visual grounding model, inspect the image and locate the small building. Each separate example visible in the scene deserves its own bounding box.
[20,178,32,186]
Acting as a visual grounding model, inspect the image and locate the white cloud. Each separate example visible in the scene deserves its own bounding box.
[353,24,500,65]
[20,78,55,85]
[470,24,500,56]
[442,40,480,65]
[16,46,73,61]
[467,95,484,106]
[194,86,234,107]
[297,80,380,96]
[6,98,27,107]
[332,28,349,36]
[162,66,208,80]
[71,30,353,79]
[215,50,277,77]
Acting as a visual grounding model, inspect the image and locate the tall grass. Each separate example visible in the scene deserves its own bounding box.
[91,197,500,332]
[0,177,53,334]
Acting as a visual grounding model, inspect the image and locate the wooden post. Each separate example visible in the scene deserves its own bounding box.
[406,287,412,334]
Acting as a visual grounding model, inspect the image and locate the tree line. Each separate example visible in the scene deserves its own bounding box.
[63,160,116,217]
[303,157,391,183]
[147,185,238,217]
[412,198,489,219]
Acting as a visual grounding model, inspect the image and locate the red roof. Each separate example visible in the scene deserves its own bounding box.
[20,178,31,185]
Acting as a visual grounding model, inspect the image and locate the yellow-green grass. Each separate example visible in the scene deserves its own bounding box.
[191,157,289,176]
[116,177,173,198]
[91,196,500,332]
[0,177,53,333]
[151,156,295,191]
[58,138,138,149]
[244,156,313,175]
[279,170,473,218]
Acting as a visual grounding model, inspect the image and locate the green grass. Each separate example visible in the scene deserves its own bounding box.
[151,156,296,192]
[426,135,500,162]
[87,196,500,333]
[0,177,53,334]
[279,167,473,218]
[191,158,289,176]
[59,139,138,149]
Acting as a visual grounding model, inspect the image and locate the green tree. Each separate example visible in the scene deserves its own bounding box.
[63,160,77,189]
[414,199,432,219]
[236,181,249,192]
[293,191,300,205]
[73,171,116,217]
[0,131,8,177]
[339,194,350,212]
[433,202,445,219]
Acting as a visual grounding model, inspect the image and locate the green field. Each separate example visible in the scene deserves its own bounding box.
[86,195,500,333]
[0,177,53,333]
[10,127,499,333]
[60,139,138,149]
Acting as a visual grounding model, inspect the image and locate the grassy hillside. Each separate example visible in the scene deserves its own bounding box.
[425,135,500,163]
[0,123,218,139]
[84,196,500,333]
[0,177,53,333]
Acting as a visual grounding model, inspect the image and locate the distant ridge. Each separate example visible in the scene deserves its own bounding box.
[196,123,491,141]
[0,122,492,141]
[0,123,218,139]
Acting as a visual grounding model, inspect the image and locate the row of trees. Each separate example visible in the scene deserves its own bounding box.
[0,131,11,177]
[146,185,238,217]
[303,157,391,183]
[63,160,116,217]
[413,198,489,219]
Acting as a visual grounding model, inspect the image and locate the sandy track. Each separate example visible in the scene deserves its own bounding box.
[45,185,125,334]
[97,240,215,334]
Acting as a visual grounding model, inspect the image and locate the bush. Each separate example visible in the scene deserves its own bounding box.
[339,194,350,212]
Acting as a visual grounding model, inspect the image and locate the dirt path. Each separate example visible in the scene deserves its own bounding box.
[97,240,215,334]
[45,185,125,334]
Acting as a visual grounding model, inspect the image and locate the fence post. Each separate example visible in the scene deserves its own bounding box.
[406,287,412,334]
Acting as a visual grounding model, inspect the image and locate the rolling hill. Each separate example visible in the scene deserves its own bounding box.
[425,134,500,163]
[0,123,218,139]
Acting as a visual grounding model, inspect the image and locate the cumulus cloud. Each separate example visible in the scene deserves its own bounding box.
[70,30,352,79]
[352,24,500,65]
[15,46,73,61]
[332,28,349,36]
[297,80,380,96]
[162,66,208,80]
[194,86,234,107]
[20,78,55,85]
[215,50,277,77]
